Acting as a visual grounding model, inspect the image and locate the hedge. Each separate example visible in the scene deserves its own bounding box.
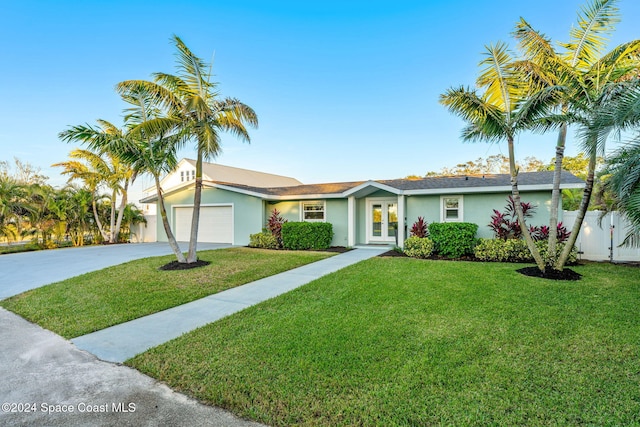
[428,222,478,258]
[281,222,333,250]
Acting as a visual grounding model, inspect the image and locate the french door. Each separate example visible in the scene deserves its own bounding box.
[367,199,398,243]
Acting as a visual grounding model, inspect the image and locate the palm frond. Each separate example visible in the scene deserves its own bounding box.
[560,0,620,69]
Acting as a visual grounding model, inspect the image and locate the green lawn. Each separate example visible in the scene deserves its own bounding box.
[128,258,640,426]
[0,247,333,338]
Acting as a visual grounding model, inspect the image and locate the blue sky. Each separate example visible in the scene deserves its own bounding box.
[1,0,639,199]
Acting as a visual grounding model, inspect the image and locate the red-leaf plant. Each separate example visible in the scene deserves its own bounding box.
[266,209,287,248]
[410,216,428,238]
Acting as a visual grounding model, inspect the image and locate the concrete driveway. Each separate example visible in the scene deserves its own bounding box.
[0,308,264,427]
[0,242,229,300]
[0,242,264,427]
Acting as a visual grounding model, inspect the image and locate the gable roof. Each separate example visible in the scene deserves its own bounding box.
[146,159,303,195]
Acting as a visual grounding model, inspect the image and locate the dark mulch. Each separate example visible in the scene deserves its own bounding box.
[159,260,211,271]
[246,246,353,253]
[317,246,353,253]
[517,266,582,281]
[379,250,407,257]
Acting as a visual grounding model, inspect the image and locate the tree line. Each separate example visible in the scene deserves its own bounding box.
[0,158,144,249]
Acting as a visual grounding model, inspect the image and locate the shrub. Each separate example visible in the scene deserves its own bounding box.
[537,241,578,265]
[409,217,429,238]
[282,222,333,250]
[428,222,478,258]
[266,209,287,248]
[403,236,434,258]
[248,232,279,249]
[474,238,531,262]
[474,238,578,264]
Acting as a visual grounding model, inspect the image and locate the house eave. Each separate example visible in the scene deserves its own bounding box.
[403,182,585,196]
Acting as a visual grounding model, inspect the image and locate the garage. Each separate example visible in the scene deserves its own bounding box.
[174,205,233,243]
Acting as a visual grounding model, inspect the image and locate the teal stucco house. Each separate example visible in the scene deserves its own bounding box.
[140,159,585,247]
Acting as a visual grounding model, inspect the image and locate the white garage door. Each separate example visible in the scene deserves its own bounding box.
[174,206,233,243]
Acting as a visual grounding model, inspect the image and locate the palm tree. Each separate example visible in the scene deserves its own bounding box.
[119,35,258,263]
[53,146,134,243]
[441,43,563,272]
[513,0,640,269]
[592,80,640,246]
[0,176,29,243]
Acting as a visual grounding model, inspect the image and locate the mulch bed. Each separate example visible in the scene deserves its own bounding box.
[516,266,582,281]
[379,250,407,257]
[317,246,352,253]
[159,260,211,271]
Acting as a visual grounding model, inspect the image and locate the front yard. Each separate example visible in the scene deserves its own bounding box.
[127,258,640,426]
[0,247,333,338]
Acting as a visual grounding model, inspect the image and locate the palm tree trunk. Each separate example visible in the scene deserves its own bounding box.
[508,136,546,272]
[92,197,109,242]
[547,122,567,266]
[155,174,186,263]
[109,189,117,243]
[187,150,203,263]
[114,179,129,243]
[555,153,597,270]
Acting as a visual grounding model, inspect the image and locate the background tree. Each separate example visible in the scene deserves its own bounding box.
[56,135,136,243]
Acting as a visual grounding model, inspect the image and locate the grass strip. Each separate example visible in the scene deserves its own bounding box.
[0,247,333,338]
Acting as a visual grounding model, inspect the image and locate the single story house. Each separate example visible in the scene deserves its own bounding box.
[140,159,585,247]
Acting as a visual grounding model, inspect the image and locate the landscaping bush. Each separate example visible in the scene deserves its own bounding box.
[403,236,434,258]
[474,238,531,262]
[282,222,333,250]
[474,238,578,264]
[249,232,279,249]
[428,222,478,258]
[538,241,578,265]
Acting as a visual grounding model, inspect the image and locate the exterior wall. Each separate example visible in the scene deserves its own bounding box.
[326,199,349,247]
[157,187,263,246]
[268,199,349,247]
[406,191,555,239]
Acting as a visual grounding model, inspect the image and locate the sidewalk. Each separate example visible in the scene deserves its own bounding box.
[72,247,388,363]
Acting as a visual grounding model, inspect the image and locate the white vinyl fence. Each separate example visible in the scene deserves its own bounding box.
[562,211,640,262]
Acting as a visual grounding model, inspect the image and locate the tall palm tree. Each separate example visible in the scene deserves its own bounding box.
[441,43,563,272]
[108,82,187,262]
[119,35,258,263]
[513,0,640,269]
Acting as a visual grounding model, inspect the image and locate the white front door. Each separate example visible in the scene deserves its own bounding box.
[367,200,398,243]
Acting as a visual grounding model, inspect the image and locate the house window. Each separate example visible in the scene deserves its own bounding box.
[191,170,195,180]
[441,196,463,222]
[302,201,325,222]
[180,171,185,182]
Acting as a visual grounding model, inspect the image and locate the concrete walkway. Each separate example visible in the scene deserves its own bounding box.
[72,247,387,363]
[0,242,229,300]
